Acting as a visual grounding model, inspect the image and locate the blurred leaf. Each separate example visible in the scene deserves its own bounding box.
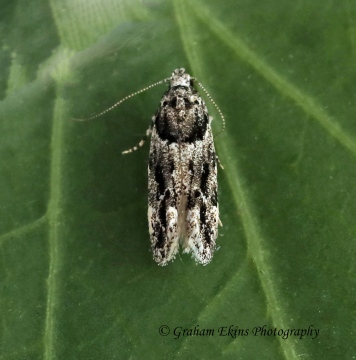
[1,0,355,359]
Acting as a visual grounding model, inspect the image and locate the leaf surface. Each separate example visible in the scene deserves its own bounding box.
[1,0,355,359]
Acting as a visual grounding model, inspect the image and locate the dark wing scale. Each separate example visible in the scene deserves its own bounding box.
[183,123,219,265]
[148,124,180,266]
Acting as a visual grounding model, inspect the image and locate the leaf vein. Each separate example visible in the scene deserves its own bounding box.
[0,214,47,246]
[44,96,66,360]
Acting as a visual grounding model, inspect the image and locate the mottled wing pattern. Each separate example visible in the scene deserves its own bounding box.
[147,68,219,266]
[148,124,181,266]
[182,125,219,265]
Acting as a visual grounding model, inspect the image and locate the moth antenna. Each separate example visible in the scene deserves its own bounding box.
[192,78,226,136]
[72,77,170,121]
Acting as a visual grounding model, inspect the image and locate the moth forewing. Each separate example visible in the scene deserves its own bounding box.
[147,68,220,266]
[75,68,224,266]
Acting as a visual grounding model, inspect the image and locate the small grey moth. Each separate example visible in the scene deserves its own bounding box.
[75,68,225,266]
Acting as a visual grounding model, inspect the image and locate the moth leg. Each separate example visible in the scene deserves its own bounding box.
[122,117,154,154]
[216,155,224,170]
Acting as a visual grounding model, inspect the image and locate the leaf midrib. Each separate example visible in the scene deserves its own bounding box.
[44,96,66,360]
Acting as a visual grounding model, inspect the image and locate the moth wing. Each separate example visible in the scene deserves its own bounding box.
[183,125,219,265]
[148,127,180,266]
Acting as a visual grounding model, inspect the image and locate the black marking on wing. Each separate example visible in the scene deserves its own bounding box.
[156,225,165,249]
[154,164,165,200]
[199,202,212,245]
[185,109,208,143]
[156,111,178,143]
[170,97,177,108]
[156,198,167,249]
[200,163,210,195]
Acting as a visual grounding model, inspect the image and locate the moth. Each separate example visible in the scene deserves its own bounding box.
[75,68,224,266]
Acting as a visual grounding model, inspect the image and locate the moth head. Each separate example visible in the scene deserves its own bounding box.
[170,68,191,88]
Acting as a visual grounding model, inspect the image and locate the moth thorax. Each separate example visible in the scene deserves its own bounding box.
[170,68,191,88]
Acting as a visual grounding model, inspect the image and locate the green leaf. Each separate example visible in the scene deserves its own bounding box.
[1,0,355,359]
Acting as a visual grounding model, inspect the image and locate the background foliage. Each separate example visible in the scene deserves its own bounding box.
[1,0,355,359]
